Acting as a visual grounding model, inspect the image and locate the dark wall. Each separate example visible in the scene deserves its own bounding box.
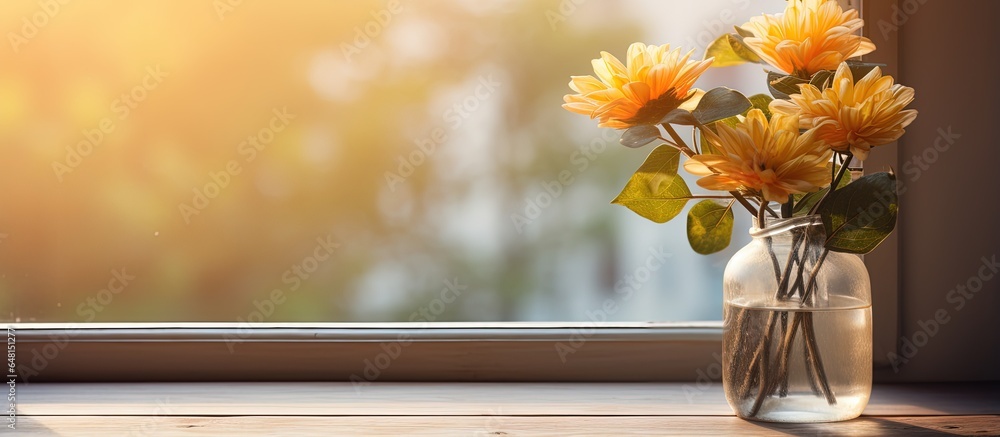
[876,0,1000,382]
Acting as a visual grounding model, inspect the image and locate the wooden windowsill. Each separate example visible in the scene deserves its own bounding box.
[17,382,1000,435]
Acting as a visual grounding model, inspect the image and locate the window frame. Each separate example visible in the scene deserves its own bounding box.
[12,322,722,382]
[854,0,901,368]
[7,0,900,383]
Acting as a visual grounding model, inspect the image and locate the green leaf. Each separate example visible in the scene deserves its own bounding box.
[746,94,773,120]
[767,71,808,100]
[687,200,735,254]
[809,70,834,91]
[692,87,752,125]
[705,34,762,67]
[659,108,698,126]
[817,172,898,254]
[793,163,852,215]
[658,88,750,127]
[846,60,886,80]
[733,26,755,38]
[620,125,661,148]
[718,116,741,127]
[698,126,719,155]
[612,144,692,223]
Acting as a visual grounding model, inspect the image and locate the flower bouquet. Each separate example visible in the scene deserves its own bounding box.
[562,0,916,422]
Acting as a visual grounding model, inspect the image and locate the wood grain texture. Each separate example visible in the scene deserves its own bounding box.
[17,382,1000,417]
[15,415,1000,436]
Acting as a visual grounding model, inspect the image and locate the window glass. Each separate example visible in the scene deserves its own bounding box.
[0,0,787,322]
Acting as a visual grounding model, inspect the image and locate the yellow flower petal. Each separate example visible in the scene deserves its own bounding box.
[742,0,875,77]
[563,43,713,129]
[693,109,833,203]
[769,62,918,161]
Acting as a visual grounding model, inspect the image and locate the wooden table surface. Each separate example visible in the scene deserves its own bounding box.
[14,382,1000,436]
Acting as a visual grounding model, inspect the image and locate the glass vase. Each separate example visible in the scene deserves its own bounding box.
[722,215,872,422]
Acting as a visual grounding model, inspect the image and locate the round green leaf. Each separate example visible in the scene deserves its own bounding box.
[620,125,661,148]
[692,87,752,126]
[746,94,773,120]
[687,200,736,255]
[705,34,762,67]
[611,145,692,223]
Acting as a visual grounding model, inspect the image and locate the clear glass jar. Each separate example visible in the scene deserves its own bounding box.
[722,215,872,422]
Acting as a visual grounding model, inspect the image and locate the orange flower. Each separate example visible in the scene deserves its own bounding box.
[684,109,832,204]
[770,63,918,161]
[742,0,875,78]
[562,43,713,129]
